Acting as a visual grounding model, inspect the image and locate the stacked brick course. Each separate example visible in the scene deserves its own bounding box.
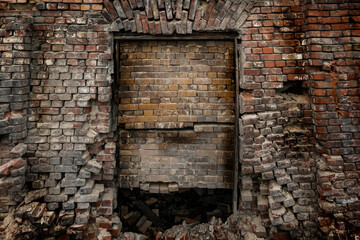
[120,126,234,189]
[0,0,358,239]
[118,40,235,190]
[0,0,120,239]
[237,0,360,238]
[238,0,319,237]
[118,40,235,129]
[305,0,360,237]
[0,7,31,228]
[0,15,30,141]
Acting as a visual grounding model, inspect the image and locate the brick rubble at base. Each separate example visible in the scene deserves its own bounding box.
[0,0,359,239]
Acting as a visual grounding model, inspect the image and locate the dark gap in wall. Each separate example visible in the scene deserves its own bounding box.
[119,122,234,131]
[118,188,232,238]
[277,81,308,95]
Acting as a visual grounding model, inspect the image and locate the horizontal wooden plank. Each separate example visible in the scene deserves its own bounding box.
[113,32,239,41]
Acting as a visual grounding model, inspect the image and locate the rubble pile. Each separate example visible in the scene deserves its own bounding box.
[117,211,267,240]
[238,94,319,237]
[0,143,28,222]
[0,190,121,240]
[118,188,233,238]
[161,211,266,240]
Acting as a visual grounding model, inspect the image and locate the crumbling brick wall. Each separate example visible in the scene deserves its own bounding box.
[238,0,360,238]
[0,0,359,239]
[305,0,360,238]
[0,11,31,228]
[1,1,119,239]
[238,0,319,238]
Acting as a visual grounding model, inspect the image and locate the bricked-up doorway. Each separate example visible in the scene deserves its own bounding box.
[114,35,239,196]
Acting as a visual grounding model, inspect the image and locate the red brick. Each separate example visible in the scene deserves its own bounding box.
[263,47,273,54]
[308,10,329,17]
[265,61,275,68]
[104,0,119,19]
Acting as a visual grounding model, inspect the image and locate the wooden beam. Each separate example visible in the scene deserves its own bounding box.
[113,32,238,41]
[232,37,240,213]
[114,40,120,104]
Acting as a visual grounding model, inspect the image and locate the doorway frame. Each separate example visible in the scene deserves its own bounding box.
[113,33,241,212]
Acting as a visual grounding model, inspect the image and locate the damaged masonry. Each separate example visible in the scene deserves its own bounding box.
[0,0,359,239]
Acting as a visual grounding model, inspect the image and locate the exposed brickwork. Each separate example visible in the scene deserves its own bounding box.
[240,94,318,237]
[0,143,27,221]
[119,126,234,189]
[0,1,119,239]
[238,0,319,237]
[103,0,253,33]
[0,8,31,227]
[0,15,30,140]
[118,40,235,129]
[118,40,235,190]
[0,0,358,239]
[236,0,359,238]
[304,0,360,238]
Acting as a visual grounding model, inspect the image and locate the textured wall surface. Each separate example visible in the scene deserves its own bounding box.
[119,126,235,189]
[118,40,235,190]
[118,40,235,129]
[0,0,359,239]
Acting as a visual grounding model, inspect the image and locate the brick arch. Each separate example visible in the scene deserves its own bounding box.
[101,0,254,34]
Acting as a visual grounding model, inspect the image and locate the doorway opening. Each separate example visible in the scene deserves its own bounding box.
[114,35,240,237]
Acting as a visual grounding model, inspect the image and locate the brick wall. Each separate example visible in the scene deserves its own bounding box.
[0,15,30,141]
[0,0,358,239]
[117,40,235,190]
[305,0,360,238]
[238,0,360,238]
[0,11,31,227]
[0,1,119,239]
[238,0,319,237]
[119,126,234,189]
[118,40,235,129]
